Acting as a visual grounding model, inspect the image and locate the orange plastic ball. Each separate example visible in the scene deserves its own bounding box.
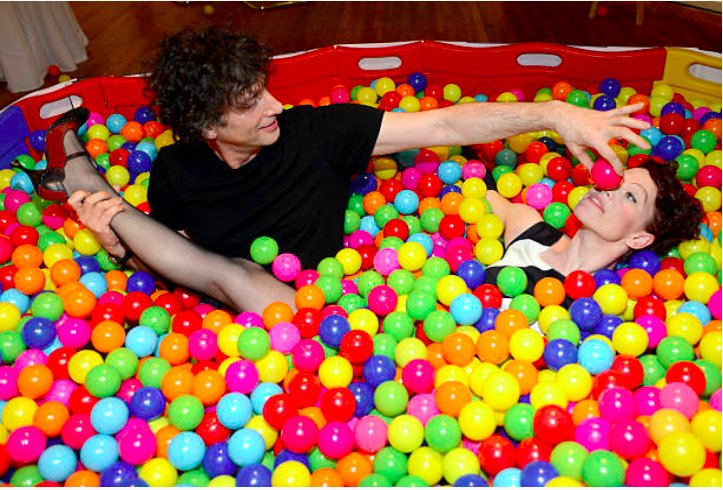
[653,268,685,300]
[621,268,654,299]
[192,369,226,405]
[295,284,326,311]
[12,243,43,268]
[495,309,529,338]
[551,81,573,101]
[14,267,46,295]
[161,365,194,400]
[706,211,721,235]
[50,258,82,286]
[336,452,373,487]
[396,84,415,97]
[121,121,144,142]
[262,302,294,328]
[158,332,190,366]
[33,401,70,437]
[440,192,464,216]
[299,406,327,430]
[104,269,127,291]
[310,468,344,487]
[63,286,98,318]
[419,96,439,111]
[90,320,126,353]
[143,121,164,138]
[503,359,538,395]
[155,425,181,459]
[64,470,100,487]
[627,93,650,115]
[202,309,233,333]
[533,277,566,306]
[418,197,441,215]
[426,342,448,370]
[703,118,721,139]
[435,380,472,417]
[572,399,600,425]
[476,330,510,365]
[85,139,108,159]
[362,191,386,215]
[442,332,476,366]
[18,364,54,399]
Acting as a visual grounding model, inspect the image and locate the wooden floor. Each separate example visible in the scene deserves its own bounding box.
[1,1,721,108]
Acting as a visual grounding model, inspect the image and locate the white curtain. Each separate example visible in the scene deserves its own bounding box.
[0,1,88,93]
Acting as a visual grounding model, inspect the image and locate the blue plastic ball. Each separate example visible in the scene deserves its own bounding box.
[640,126,663,146]
[236,463,272,487]
[125,326,158,358]
[250,382,283,414]
[628,250,661,276]
[450,293,483,326]
[28,129,47,152]
[129,387,165,421]
[10,171,35,194]
[363,355,397,387]
[654,135,685,160]
[91,397,129,435]
[593,269,621,287]
[520,461,559,487]
[21,317,56,349]
[475,307,500,333]
[348,381,375,417]
[100,461,138,487]
[168,431,206,471]
[121,141,137,152]
[543,339,577,370]
[598,78,622,98]
[594,314,623,339]
[439,184,462,198]
[578,339,614,375]
[126,271,156,295]
[569,297,602,331]
[202,442,236,478]
[319,314,351,349]
[350,172,377,195]
[127,150,153,175]
[216,392,253,430]
[493,467,522,487]
[134,141,159,161]
[661,102,686,117]
[38,444,77,482]
[80,434,120,472]
[438,161,463,185]
[274,449,309,468]
[456,260,486,290]
[454,474,490,486]
[677,300,712,325]
[227,428,265,467]
[0,289,30,312]
[359,215,381,238]
[134,106,157,124]
[76,255,101,274]
[592,95,616,112]
[407,72,428,92]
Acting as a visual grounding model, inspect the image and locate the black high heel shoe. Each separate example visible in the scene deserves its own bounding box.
[11,107,90,202]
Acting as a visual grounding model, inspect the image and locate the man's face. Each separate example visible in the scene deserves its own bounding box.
[205,87,284,152]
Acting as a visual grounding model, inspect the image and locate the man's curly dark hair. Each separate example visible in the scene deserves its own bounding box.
[148,27,272,144]
[621,157,703,263]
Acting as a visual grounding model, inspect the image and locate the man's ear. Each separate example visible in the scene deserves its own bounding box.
[203,126,218,140]
[625,231,655,250]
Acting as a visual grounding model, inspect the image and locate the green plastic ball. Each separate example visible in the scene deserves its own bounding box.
[315,275,343,303]
[168,394,205,431]
[344,210,361,234]
[504,403,535,441]
[380,236,404,251]
[374,204,400,229]
[639,354,666,386]
[422,310,456,342]
[509,293,540,324]
[382,312,415,342]
[387,269,416,296]
[139,306,171,336]
[547,319,581,346]
[694,359,722,397]
[30,292,64,321]
[420,207,444,233]
[684,251,719,275]
[138,357,171,388]
[357,271,385,298]
[85,365,122,398]
[396,475,429,487]
[10,465,43,487]
[374,447,409,485]
[360,474,392,487]
[550,441,588,481]
[496,266,528,297]
[656,335,695,368]
[543,202,571,229]
[105,348,139,380]
[337,293,366,314]
[317,257,344,278]
[237,327,271,361]
[406,290,437,321]
[422,257,451,278]
[675,154,700,181]
[16,202,43,227]
[309,446,336,471]
[373,333,398,359]
[177,469,210,487]
[424,414,462,453]
[374,380,409,417]
[0,331,26,364]
[581,450,625,487]
[690,129,717,153]
[347,194,366,215]
[249,236,279,265]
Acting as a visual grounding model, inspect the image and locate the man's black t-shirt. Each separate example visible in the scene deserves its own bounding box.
[147,104,384,270]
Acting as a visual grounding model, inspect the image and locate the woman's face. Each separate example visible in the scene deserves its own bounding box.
[574,167,658,249]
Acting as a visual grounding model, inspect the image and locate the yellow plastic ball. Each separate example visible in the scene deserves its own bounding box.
[408,447,443,486]
[394,337,427,368]
[218,357,239,377]
[138,458,178,487]
[538,305,570,335]
[648,95,668,117]
[348,308,379,337]
[497,92,519,103]
[318,355,353,388]
[530,381,568,409]
[272,460,311,487]
[458,197,486,224]
[147,416,169,434]
[2,396,38,430]
[428,146,450,161]
[0,302,22,332]
[356,86,378,106]
[556,364,592,401]
[374,77,396,97]
[336,247,362,276]
[397,241,427,271]
[618,86,637,104]
[476,213,504,240]
[666,312,703,345]
[106,165,130,187]
[691,409,722,453]
[689,468,722,488]
[458,400,496,441]
[684,271,719,304]
[42,243,74,268]
[497,173,523,199]
[658,432,706,477]
[461,177,487,199]
[699,331,722,368]
[695,186,722,213]
[683,148,706,166]
[246,414,278,450]
[593,283,628,315]
[481,371,520,412]
[436,275,468,306]
[388,414,424,453]
[679,238,711,259]
[73,228,102,256]
[651,83,674,101]
[124,184,148,206]
[217,324,244,357]
[373,156,398,180]
[68,349,104,384]
[517,163,544,187]
[509,329,545,362]
[443,447,481,485]
[155,130,175,149]
[469,363,500,398]
[507,133,535,154]
[255,350,288,384]
[705,149,722,167]
[649,408,691,444]
[399,95,421,113]
[435,364,469,389]
[0,169,15,189]
[208,475,236,487]
[611,321,649,357]
[474,238,504,265]
[546,476,584,486]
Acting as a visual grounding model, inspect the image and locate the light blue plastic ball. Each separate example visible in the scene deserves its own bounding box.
[106,114,128,134]
[0,289,31,313]
[168,431,206,471]
[408,232,434,257]
[80,434,120,472]
[450,293,483,325]
[250,382,283,414]
[359,215,381,237]
[438,161,463,185]
[10,171,35,194]
[38,444,77,482]
[493,467,521,487]
[228,428,265,467]
[90,396,129,435]
[677,300,712,326]
[394,189,420,215]
[216,393,253,430]
[578,339,614,375]
[79,271,108,298]
[125,325,159,358]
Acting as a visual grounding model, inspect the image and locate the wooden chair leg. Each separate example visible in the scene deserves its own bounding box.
[636,1,645,25]
[589,1,599,19]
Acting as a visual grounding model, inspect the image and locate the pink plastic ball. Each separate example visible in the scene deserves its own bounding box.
[510,88,526,101]
[431,232,447,249]
[117,378,142,405]
[225,360,259,394]
[462,161,486,180]
[61,413,96,450]
[318,421,355,459]
[57,317,91,349]
[331,85,351,104]
[414,151,440,174]
[3,188,31,213]
[401,359,435,394]
[6,426,47,463]
[525,183,553,209]
[193,303,215,317]
[710,389,722,412]
[281,415,319,453]
[0,366,19,400]
[692,107,710,121]
[234,312,264,328]
[574,416,611,451]
[116,418,156,465]
[354,415,388,453]
[188,329,218,361]
[431,244,446,258]
[294,269,320,289]
[341,279,358,296]
[373,248,399,276]
[291,339,325,372]
[86,112,105,127]
[406,393,439,426]
[447,237,474,252]
[659,381,699,419]
[347,230,374,249]
[610,420,651,459]
[97,291,125,305]
[272,253,302,282]
[269,322,301,354]
[598,387,636,423]
[625,457,670,486]
[401,167,422,190]
[367,285,398,316]
[42,379,77,406]
[633,386,661,417]
[591,159,623,190]
[14,349,48,371]
[635,314,666,348]
[708,289,721,320]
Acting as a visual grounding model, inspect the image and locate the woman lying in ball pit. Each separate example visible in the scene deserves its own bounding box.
[11,27,699,315]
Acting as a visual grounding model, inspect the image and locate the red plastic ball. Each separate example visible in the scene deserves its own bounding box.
[174,287,202,310]
[696,165,722,189]
[319,387,357,422]
[478,435,516,476]
[473,284,503,308]
[10,224,40,246]
[438,215,466,240]
[356,244,378,271]
[632,295,666,321]
[109,148,130,167]
[60,413,96,450]
[90,302,125,327]
[292,308,323,339]
[263,394,299,430]
[68,386,99,415]
[171,310,204,337]
[515,437,552,468]
[564,270,596,300]
[379,179,404,203]
[610,355,644,390]
[659,113,685,135]
[153,292,184,317]
[665,361,706,396]
[546,156,573,182]
[525,142,549,164]
[532,404,575,447]
[571,164,591,186]
[660,257,686,276]
[417,173,443,198]
[339,330,374,365]
[287,371,322,408]
[196,411,232,446]
[0,264,18,292]
[591,370,628,400]
[45,347,76,380]
[424,84,443,100]
[121,291,153,324]
[383,218,410,241]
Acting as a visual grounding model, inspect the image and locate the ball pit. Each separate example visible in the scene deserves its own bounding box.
[0,47,721,488]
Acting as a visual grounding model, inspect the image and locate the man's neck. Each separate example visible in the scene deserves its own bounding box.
[206,139,261,169]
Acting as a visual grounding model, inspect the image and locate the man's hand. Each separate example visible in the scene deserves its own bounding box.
[67,189,126,257]
[550,101,651,175]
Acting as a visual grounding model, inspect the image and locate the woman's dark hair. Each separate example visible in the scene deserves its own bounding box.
[148,27,271,144]
[623,158,703,262]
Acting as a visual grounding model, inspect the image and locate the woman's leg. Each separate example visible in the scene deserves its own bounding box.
[60,131,296,313]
